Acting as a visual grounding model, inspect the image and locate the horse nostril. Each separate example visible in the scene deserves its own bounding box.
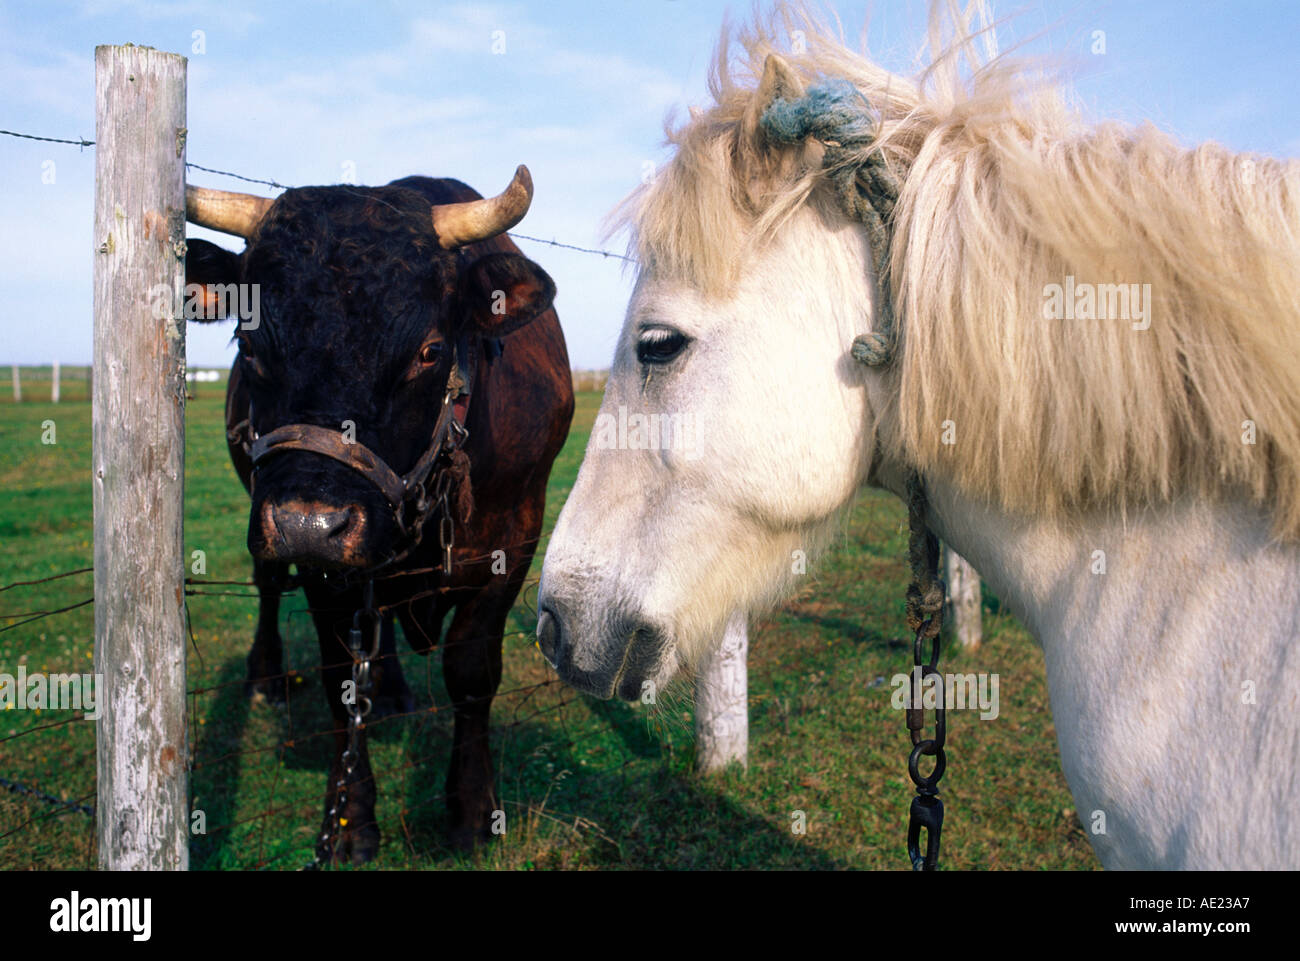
[536,606,562,668]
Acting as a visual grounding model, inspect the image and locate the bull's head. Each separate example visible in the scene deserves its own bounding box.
[185,167,555,570]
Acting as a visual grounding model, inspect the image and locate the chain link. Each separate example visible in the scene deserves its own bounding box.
[308,579,380,869]
[439,490,455,575]
[905,614,946,870]
[903,472,947,871]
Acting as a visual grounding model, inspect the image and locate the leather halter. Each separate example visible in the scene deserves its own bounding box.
[228,334,487,571]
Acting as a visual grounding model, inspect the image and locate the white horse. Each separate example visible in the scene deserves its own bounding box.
[538,4,1300,869]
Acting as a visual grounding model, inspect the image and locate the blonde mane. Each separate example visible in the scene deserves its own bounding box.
[612,1,1300,539]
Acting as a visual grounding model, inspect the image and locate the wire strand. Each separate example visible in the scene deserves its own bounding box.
[2,127,635,261]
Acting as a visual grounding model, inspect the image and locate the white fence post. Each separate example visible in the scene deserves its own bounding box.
[695,611,749,772]
[51,360,60,403]
[93,43,189,871]
[11,365,20,402]
[943,545,982,650]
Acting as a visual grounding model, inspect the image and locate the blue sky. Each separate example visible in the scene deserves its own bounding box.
[2,0,1298,367]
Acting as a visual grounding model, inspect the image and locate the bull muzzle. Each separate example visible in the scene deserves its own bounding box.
[253,498,368,569]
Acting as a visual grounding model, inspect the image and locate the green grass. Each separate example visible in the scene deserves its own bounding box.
[0,387,1098,870]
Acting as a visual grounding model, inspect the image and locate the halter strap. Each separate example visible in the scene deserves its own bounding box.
[250,424,408,506]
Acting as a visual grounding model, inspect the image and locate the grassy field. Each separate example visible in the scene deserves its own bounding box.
[0,384,1098,870]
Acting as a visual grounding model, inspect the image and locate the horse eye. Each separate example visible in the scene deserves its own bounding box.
[418,343,443,366]
[636,326,689,365]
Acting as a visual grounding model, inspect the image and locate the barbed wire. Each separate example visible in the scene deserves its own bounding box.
[0,714,94,749]
[2,126,633,262]
[0,777,94,817]
[0,790,97,845]
[0,597,94,634]
[0,567,92,593]
[183,161,290,191]
[512,233,636,263]
[0,129,93,147]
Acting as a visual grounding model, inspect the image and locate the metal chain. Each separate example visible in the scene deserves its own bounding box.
[439,489,455,575]
[307,579,380,869]
[370,384,467,574]
[903,472,947,871]
[432,413,467,576]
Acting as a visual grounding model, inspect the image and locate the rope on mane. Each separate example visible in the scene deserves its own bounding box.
[759,77,901,367]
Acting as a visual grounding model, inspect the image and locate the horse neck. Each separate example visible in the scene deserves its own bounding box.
[911,472,1297,647]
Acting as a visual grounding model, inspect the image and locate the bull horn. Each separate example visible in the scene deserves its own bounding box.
[186,185,274,238]
[430,165,533,249]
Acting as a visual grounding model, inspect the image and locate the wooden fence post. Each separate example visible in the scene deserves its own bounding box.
[52,360,60,403]
[943,545,982,650]
[11,365,20,402]
[93,44,189,871]
[695,611,748,771]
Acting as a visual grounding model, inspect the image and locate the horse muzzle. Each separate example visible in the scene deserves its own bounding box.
[537,599,671,701]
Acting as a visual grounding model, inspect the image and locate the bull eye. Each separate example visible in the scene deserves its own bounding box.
[636,325,689,365]
[240,350,268,382]
[418,342,443,366]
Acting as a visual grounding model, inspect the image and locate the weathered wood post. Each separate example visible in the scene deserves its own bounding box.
[695,611,748,771]
[943,545,982,650]
[11,365,20,402]
[51,360,60,403]
[93,44,189,870]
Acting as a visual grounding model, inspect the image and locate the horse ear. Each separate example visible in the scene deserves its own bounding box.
[459,252,555,336]
[185,238,242,323]
[759,53,806,103]
[744,53,807,138]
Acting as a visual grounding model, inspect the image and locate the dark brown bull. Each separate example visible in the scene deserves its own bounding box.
[185,169,573,863]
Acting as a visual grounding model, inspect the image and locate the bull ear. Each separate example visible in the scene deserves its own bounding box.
[459,252,555,336]
[184,238,242,323]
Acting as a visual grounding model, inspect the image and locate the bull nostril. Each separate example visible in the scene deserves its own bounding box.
[254,497,374,567]
[271,503,353,539]
[536,606,561,669]
[321,507,352,539]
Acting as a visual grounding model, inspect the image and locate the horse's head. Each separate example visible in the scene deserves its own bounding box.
[538,52,896,698]
[541,0,1300,700]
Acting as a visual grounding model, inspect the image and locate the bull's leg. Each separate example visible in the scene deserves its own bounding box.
[245,557,289,704]
[394,588,451,655]
[441,588,510,852]
[368,614,416,719]
[304,580,380,866]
